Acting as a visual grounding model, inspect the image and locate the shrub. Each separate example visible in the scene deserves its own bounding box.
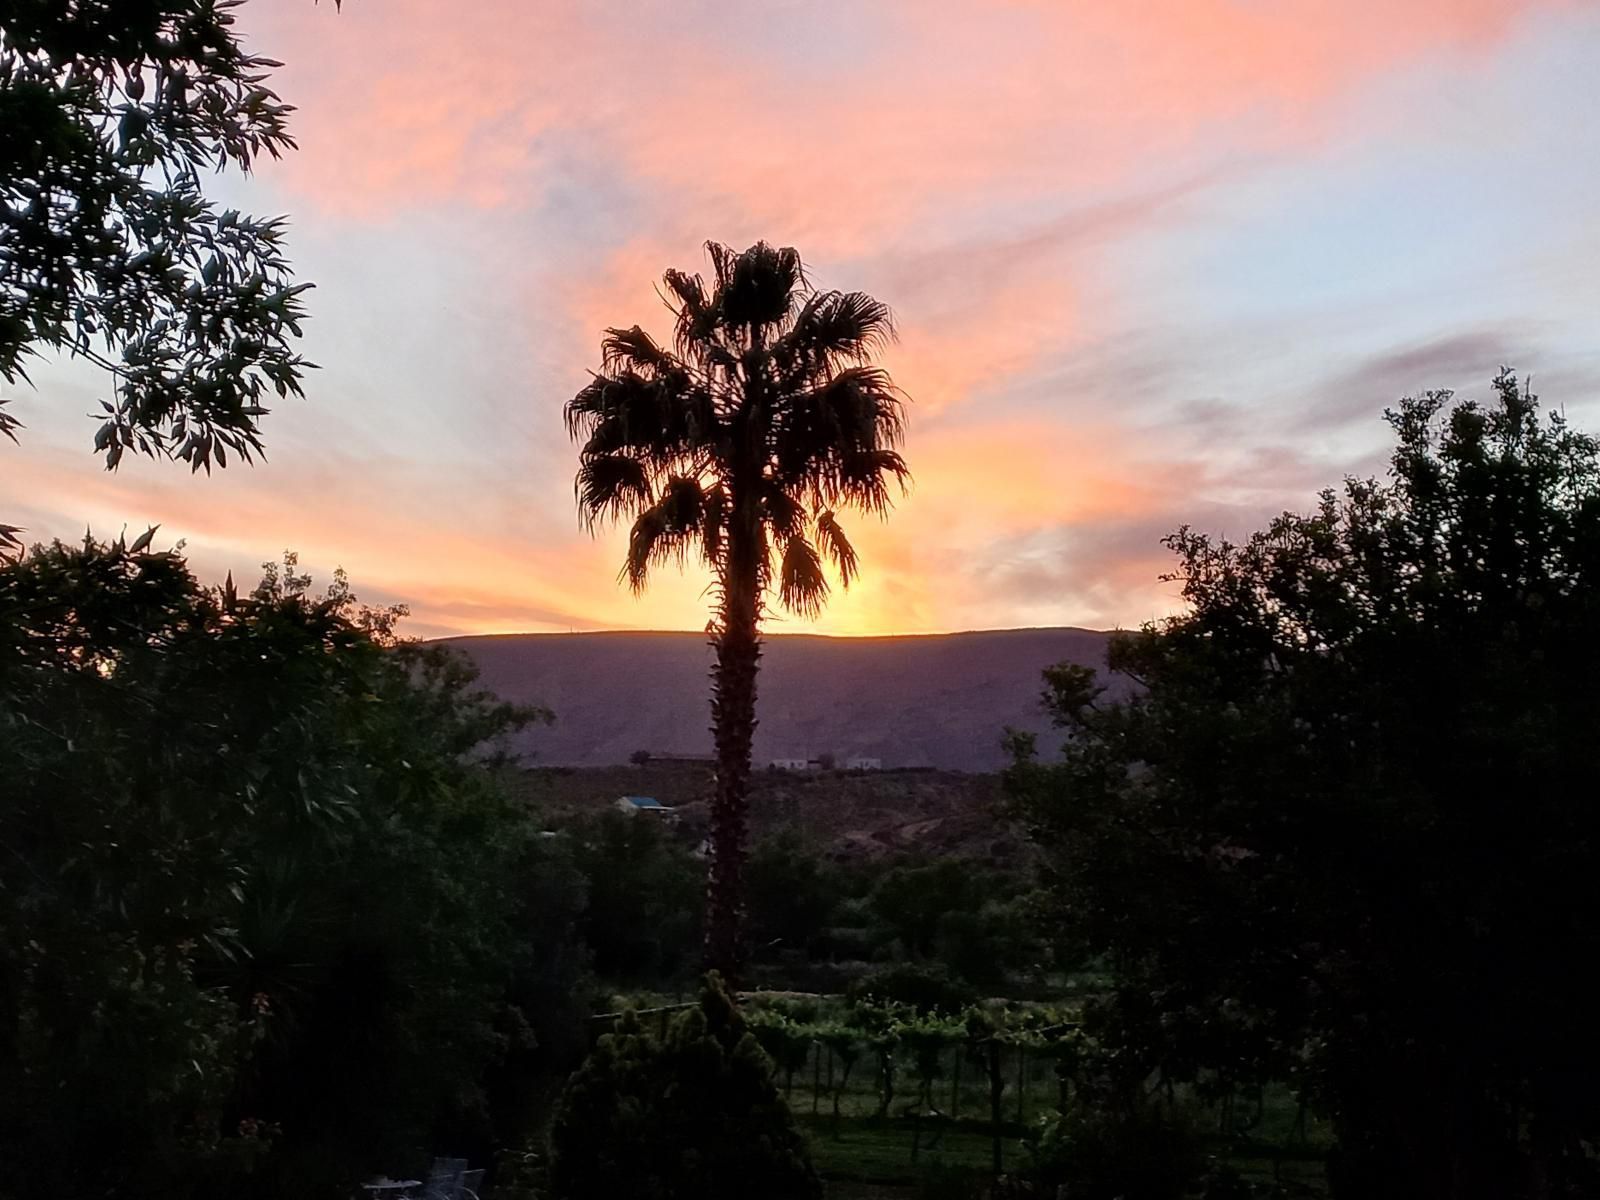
[548,974,821,1200]
[1024,1099,1204,1200]
[847,963,978,1016]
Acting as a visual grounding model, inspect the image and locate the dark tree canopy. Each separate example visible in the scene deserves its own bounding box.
[1011,373,1600,1199]
[0,536,548,1200]
[0,0,319,549]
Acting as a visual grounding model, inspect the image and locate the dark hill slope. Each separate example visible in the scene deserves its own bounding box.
[440,627,1119,773]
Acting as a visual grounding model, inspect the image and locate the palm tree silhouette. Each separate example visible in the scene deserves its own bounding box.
[565,241,909,977]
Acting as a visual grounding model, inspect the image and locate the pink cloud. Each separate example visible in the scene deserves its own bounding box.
[14,0,1575,640]
[262,0,1564,235]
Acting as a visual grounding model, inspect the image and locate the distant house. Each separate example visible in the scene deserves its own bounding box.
[846,757,883,771]
[769,758,811,771]
[615,795,677,820]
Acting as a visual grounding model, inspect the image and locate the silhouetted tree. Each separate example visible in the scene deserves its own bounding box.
[568,810,703,982]
[0,537,545,1199]
[565,240,909,977]
[745,830,839,955]
[0,1,333,550]
[1011,373,1600,1199]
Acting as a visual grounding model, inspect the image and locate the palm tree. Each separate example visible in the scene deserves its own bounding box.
[565,241,910,978]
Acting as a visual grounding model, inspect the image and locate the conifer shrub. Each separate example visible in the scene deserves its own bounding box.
[548,974,821,1200]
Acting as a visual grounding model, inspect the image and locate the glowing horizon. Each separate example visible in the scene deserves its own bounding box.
[5,0,1599,639]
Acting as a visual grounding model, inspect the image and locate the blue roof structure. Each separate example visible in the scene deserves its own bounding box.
[619,795,665,809]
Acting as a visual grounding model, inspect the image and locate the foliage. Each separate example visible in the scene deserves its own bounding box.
[0,537,547,1200]
[746,1005,821,1098]
[567,810,703,982]
[1023,1099,1205,1200]
[486,833,598,1142]
[548,974,822,1200]
[0,0,323,483]
[746,828,841,954]
[847,963,979,1017]
[565,240,910,976]
[1010,374,1600,1198]
[871,859,981,959]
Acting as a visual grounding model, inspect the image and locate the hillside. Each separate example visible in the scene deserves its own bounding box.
[441,627,1120,773]
[518,763,1015,861]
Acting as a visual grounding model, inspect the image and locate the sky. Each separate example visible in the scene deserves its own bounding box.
[6,0,1600,638]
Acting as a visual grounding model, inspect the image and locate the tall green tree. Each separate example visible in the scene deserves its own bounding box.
[1010,373,1600,1199]
[1,0,329,551]
[0,536,546,1200]
[564,240,909,977]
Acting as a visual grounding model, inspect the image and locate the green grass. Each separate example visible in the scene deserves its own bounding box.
[801,1113,1329,1195]
[803,1115,1001,1183]
[823,1184,918,1200]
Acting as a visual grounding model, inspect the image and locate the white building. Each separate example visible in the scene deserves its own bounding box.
[846,757,883,771]
[769,758,811,771]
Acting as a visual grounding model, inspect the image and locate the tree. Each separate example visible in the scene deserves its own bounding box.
[745,829,839,956]
[870,859,982,960]
[548,973,820,1200]
[0,536,547,1199]
[1011,373,1600,1199]
[565,240,910,977]
[568,809,703,983]
[1,0,324,550]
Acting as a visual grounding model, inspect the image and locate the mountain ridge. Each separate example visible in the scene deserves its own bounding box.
[439,626,1123,772]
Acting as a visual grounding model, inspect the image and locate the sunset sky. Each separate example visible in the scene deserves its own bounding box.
[7,0,1600,637]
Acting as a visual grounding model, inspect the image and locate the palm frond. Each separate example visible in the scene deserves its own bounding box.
[701,483,728,568]
[716,241,808,334]
[777,532,828,619]
[575,453,652,528]
[622,476,708,592]
[780,365,907,450]
[567,371,717,467]
[661,268,717,356]
[705,241,740,292]
[777,291,896,380]
[601,326,675,377]
[835,447,912,516]
[762,483,806,541]
[772,367,910,509]
[814,509,859,588]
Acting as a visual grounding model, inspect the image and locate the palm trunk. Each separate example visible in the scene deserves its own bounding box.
[704,527,761,982]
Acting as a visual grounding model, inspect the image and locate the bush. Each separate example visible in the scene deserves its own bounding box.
[847,963,978,1016]
[745,830,839,956]
[1024,1099,1204,1200]
[548,974,821,1200]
